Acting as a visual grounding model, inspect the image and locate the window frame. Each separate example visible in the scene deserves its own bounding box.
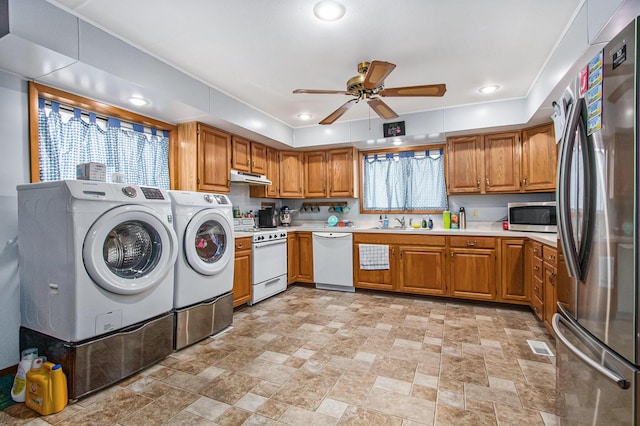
[28,82,177,186]
[358,144,447,215]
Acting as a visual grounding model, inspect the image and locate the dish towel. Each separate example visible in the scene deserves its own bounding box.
[359,244,390,270]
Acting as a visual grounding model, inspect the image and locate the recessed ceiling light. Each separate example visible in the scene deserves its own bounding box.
[478,85,500,94]
[313,0,346,21]
[297,113,312,120]
[128,96,148,106]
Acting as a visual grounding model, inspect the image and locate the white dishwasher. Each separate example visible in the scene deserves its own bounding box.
[312,232,354,292]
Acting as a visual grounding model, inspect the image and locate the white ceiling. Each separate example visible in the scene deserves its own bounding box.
[47,0,582,128]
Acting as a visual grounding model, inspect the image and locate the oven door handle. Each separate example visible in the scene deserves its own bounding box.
[253,239,287,249]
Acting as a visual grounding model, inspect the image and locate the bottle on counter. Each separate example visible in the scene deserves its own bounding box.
[428,217,433,229]
[451,212,459,229]
[421,217,427,228]
[459,207,467,229]
[379,215,383,228]
[443,211,451,229]
[383,215,389,228]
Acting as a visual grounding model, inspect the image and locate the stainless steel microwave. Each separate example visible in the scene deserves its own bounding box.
[507,202,557,233]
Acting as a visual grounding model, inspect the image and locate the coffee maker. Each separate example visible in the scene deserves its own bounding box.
[279,206,292,226]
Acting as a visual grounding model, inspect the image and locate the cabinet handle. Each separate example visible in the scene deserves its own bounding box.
[533,265,539,271]
[391,248,395,257]
[486,178,490,187]
[523,176,527,187]
[534,305,540,314]
[548,255,556,262]
[549,273,556,285]
[450,252,454,261]
[237,243,243,248]
[534,285,539,292]
[476,178,480,188]
[466,240,478,247]
[533,247,538,254]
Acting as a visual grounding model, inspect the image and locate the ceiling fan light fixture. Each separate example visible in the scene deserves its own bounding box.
[478,85,500,94]
[313,0,346,22]
[297,113,312,120]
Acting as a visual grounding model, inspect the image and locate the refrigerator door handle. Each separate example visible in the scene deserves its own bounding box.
[556,100,581,279]
[552,313,631,389]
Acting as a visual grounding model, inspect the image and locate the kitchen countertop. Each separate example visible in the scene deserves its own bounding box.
[234,222,557,247]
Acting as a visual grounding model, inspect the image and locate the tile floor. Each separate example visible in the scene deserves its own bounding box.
[1,285,558,425]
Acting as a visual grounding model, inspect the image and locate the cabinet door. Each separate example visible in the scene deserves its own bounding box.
[233,239,252,307]
[543,262,557,330]
[287,233,298,284]
[398,245,446,295]
[249,147,280,198]
[354,243,394,291]
[198,125,231,193]
[484,132,521,193]
[297,232,314,282]
[251,142,267,174]
[327,148,355,197]
[499,239,528,303]
[231,136,251,172]
[449,248,497,300]
[304,151,327,197]
[522,123,557,192]
[446,135,483,194]
[279,151,304,198]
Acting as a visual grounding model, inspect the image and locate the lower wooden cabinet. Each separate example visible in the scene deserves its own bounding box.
[448,237,497,300]
[499,239,529,304]
[542,245,557,331]
[397,245,447,295]
[233,237,252,307]
[287,232,314,284]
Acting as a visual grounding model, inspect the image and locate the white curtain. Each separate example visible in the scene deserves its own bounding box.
[363,150,447,211]
[37,99,170,189]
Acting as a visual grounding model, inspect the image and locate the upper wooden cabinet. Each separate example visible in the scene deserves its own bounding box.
[484,132,521,193]
[447,124,556,194]
[250,146,280,198]
[446,135,483,194]
[304,148,357,198]
[521,123,557,192]
[279,151,304,198]
[176,122,231,193]
[304,151,327,197]
[232,136,267,175]
[327,148,357,197]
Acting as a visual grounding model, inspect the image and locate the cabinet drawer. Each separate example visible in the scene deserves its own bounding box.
[449,236,495,249]
[531,295,543,321]
[532,257,543,280]
[531,241,543,259]
[543,245,557,266]
[532,275,544,301]
[235,237,252,251]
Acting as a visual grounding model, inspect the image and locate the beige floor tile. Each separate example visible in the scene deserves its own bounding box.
[279,405,339,426]
[365,387,436,423]
[435,403,497,425]
[185,396,231,421]
[316,398,349,418]
[337,406,403,425]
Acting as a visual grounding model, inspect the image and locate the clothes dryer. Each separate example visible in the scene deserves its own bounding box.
[17,180,178,343]
[168,190,234,349]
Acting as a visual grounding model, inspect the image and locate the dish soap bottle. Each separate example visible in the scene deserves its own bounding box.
[383,215,389,228]
[421,217,427,228]
[428,217,433,230]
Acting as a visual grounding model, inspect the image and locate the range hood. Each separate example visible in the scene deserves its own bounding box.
[230,169,272,185]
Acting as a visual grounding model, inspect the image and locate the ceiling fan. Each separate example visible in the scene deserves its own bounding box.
[293,60,446,125]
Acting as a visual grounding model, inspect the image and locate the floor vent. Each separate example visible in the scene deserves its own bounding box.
[527,339,554,356]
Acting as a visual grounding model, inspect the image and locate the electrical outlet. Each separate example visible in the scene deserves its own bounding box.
[471,208,479,218]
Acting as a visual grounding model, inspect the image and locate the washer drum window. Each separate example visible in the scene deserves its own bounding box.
[103,221,162,279]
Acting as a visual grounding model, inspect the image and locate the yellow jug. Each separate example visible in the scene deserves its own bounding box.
[25,361,68,415]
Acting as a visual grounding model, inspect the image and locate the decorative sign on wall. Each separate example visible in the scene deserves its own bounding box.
[383,121,405,138]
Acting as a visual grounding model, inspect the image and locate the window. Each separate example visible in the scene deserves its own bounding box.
[28,83,176,188]
[361,146,448,213]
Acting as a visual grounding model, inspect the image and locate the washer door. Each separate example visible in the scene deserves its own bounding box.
[184,209,233,275]
[83,205,178,295]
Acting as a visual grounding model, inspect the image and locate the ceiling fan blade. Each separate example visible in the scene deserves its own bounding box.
[319,99,357,125]
[368,98,399,120]
[363,60,396,90]
[380,84,446,97]
[293,89,349,95]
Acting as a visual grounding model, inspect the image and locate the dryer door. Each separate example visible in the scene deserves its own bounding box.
[83,205,178,295]
[184,209,233,275]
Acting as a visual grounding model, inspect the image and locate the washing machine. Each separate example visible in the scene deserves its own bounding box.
[168,190,234,350]
[17,180,178,343]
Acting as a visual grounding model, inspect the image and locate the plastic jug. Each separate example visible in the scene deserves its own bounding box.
[25,361,68,415]
[443,211,451,229]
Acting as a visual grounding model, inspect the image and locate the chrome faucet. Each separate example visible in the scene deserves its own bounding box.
[395,216,406,229]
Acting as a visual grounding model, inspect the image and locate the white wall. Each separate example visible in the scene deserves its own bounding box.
[0,70,30,370]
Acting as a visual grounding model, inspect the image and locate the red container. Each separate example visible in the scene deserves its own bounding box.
[502,221,509,230]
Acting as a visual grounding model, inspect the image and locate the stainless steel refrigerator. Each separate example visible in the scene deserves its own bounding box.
[553,17,639,425]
